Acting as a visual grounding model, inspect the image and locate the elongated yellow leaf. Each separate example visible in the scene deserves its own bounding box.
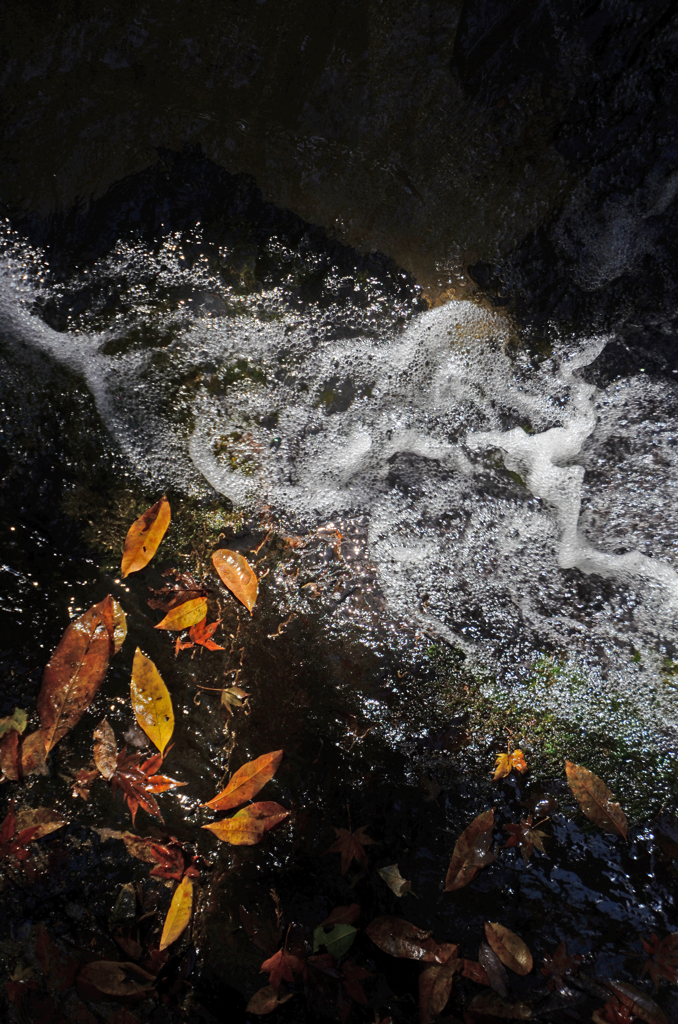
[202,750,283,811]
[155,597,208,631]
[121,497,171,577]
[212,549,258,613]
[109,598,127,654]
[159,876,193,951]
[202,815,266,846]
[130,649,174,756]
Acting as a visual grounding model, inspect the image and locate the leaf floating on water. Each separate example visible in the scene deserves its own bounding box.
[479,942,509,997]
[203,749,283,812]
[111,747,185,825]
[484,922,533,976]
[0,708,27,738]
[93,719,118,779]
[221,686,250,715]
[212,548,258,613]
[325,825,377,875]
[155,597,208,631]
[565,761,628,840]
[365,917,456,963]
[120,496,171,577]
[246,985,293,1015]
[377,863,412,896]
[320,904,361,927]
[444,807,496,891]
[462,959,491,986]
[493,748,528,780]
[419,955,460,1024]
[0,731,20,780]
[102,597,127,654]
[541,942,583,991]
[159,875,194,951]
[130,648,174,756]
[190,616,225,651]
[260,948,304,992]
[641,932,678,988]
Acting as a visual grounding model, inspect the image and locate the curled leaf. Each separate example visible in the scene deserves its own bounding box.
[444,808,496,891]
[103,597,127,654]
[93,719,118,779]
[155,598,208,631]
[485,922,533,976]
[366,917,456,963]
[212,549,258,613]
[121,496,171,577]
[159,875,194,951]
[203,749,283,812]
[378,863,413,896]
[130,648,174,756]
[565,761,628,840]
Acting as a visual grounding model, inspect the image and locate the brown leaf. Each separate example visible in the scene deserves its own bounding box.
[366,917,456,963]
[260,948,304,992]
[565,761,628,839]
[15,808,67,840]
[484,923,533,976]
[606,981,669,1024]
[110,748,184,826]
[541,942,583,991]
[503,817,548,862]
[78,961,155,998]
[212,549,258,613]
[154,598,208,631]
[462,959,491,986]
[641,932,678,988]
[444,808,496,891]
[0,708,27,738]
[341,959,373,1005]
[72,767,100,801]
[159,875,193,951]
[593,998,635,1024]
[20,730,49,776]
[468,993,532,1018]
[202,749,283,812]
[121,496,171,577]
[35,923,78,992]
[38,596,121,754]
[320,904,361,927]
[246,985,293,1014]
[378,863,413,896]
[479,942,509,997]
[419,956,460,1024]
[93,719,117,779]
[220,686,250,715]
[0,729,20,780]
[239,894,283,956]
[325,825,377,875]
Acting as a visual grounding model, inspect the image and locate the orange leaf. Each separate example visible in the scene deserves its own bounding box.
[202,749,283,811]
[212,549,258,613]
[93,719,117,779]
[121,497,171,577]
[260,948,304,991]
[159,875,194,950]
[565,761,628,840]
[189,616,225,650]
[366,917,457,963]
[484,923,533,976]
[130,648,174,756]
[154,597,208,631]
[493,749,528,780]
[232,801,289,831]
[444,808,496,891]
[202,815,266,846]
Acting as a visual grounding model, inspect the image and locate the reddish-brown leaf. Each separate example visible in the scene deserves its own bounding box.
[419,956,460,1024]
[202,749,283,812]
[246,985,293,1014]
[503,817,548,862]
[462,959,491,986]
[239,893,283,956]
[340,959,373,1005]
[444,808,496,891]
[606,981,669,1024]
[260,948,304,992]
[592,998,635,1024]
[565,761,628,840]
[320,904,361,927]
[212,549,258,613]
[15,808,67,840]
[366,917,457,964]
[35,923,79,992]
[20,730,49,777]
[325,825,376,875]
[641,933,678,988]
[72,767,100,801]
[541,942,583,991]
[147,571,207,612]
[110,747,185,826]
[78,960,155,998]
[189,616,225,651]
[121,496,171,577]
[484,923,533,976]
[0,730,20,781]
[93,719,117,779]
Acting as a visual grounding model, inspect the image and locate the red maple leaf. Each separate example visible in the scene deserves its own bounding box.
[110,748,185,826]
[541,942,583,991]
[504,816,548,862]
[0,803,40,863]
[260,948,304,991]
[325,826,377,875]
[641,932,678,987]
[175,616,224,654]
[149,839,200,881]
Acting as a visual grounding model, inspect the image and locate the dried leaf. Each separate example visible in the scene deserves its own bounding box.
[444,808,496,891]
[378,863,413,896]
[202,801,289,846]
[479,942,509,997]
[313,923,358,958]
[189,616,225,651]
[78,961,155,998]
[130,648,174,756]
[366,918,456,963]
[221,686,250,715]
[641,932,678,988]
[419,956,460,1024]
[35,923,79,992]
[0,708,27,738]
[121,496,171,577]
[246,985,293,1014]
[493,748,528,781]
[468,993,532,1018]
[260,948,304,991]
[20,730,49,776]
[325,825,377,875]
[202,749,283,812]
[320,904,361,927]
[212,549,258,613]
[93,719,117,779]
[159,875,194,951]
[0,730,20,780]
[72,767,100,801]
[15,808,67,840]
[110,748,184,826]
[565,761,628,840]
[107,598,127,655]
[606,981,669,1024]
[484,923,533,976]
[503,817,548,862]
[38,596,121,754]
[155,598,208,631]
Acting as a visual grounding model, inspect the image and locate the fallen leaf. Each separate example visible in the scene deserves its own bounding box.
[366,918,457,963]
[246,985,293,1014]
[159,875,194,951]
[93,719,118,779]
[444,808,496,891]
[503,817,548,862]
[340,959,373,1005]
[72,767,100,801]
[15,808,67,840]
[78,961,155,998]
[38,596,122,754]
[110,748,185,826]
[148,570,207,612]
[320,904,361,927]
[130,648,174,756]
[20,730,49,776]
[189,616,225,651]
[378,863,413,896]
[220,686,250,715]
[606,981,669,1024]
[149,840,200,881]
[479,942,509,997]
[484,923,533,976]
[494,749,528,781]
[313,923,358,958]
[239,893,283,956]
[0,730,20,780]
[325,825,377,875]
[35,923,79,993]
[260,948,304,991]
[212,549,258,613]
[202,749,283,812]
[541,942,583,991]
[106,598,127,655]
[202,801,288,846]
[419,956,460,1024]
[565,761,628,839]
[0,803,40,863]
[0,708,27,738]
[155,597,208,631]
[641,932,678,988]
[462,959,491,986]
[593,998,635,1024]
[121,496,171,577]
[468,993,532,1018]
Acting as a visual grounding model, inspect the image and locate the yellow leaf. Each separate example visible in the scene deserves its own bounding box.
[121,497,171,577]
[159,875,194,951]
[493,749,528,780]
[202,750,283,811]
[130,649,174,756]
[154,597,208,631]
[109,597,127,654]
[212,549,258,613]
[202,815,266,846]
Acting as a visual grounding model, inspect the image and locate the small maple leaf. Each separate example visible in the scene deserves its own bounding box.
[325,825,377,875]
[641,932,678,988]
[503,816,548,862]
[493,745,528,780]
[260,948,304,991]
[110,747,185,826]
[0,803,40,864]
[175,615,225,654]
[149,839,200,881]
[72,766,100,801]
[541,942,583,991]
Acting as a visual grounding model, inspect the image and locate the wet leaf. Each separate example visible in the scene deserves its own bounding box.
[107,598,127,655]
[0,804,40,863]
[419,955,460,1024]
[606,981,669,1024]
[35,923,79,993]
[313,923,358,958]
[260,948,304,991]
[93,719,117,779]
[189,616,225,651]
[320,904,361,927]
[325,825,377,875]
[38,596,121,754]
[341,959,373,1005]
[246,985,293,1014]
[130,648,174,756]
[155,597,208,631]
[503,817,548,862]
[541,942,583,991]
[15,808,67,840]
[468,993,532,1018]
[366,918,457,963]
[444,808,496,891]
[0,730,20,780]
[121,496,171,577]
[202,801,288,846]
[378,863,413,896]
[148,570,207,612]
[593,998,635,1024]
[149,840,200,881]
[72,767,100,801]
[565,761,628,839]
[78,961,155,998]
[212,548,258,613]
[462,959,491,986]
[493,748,528,781]
[484,923,533,976]
[641,932,678,987]
[110,747,185,826]
[203,749,283,811]
[239,893,283,956]
[220,686,250,715]
[0,708,27,738]
[479,942,509,997]
[20,730,49,776]
[159,875,194,951]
